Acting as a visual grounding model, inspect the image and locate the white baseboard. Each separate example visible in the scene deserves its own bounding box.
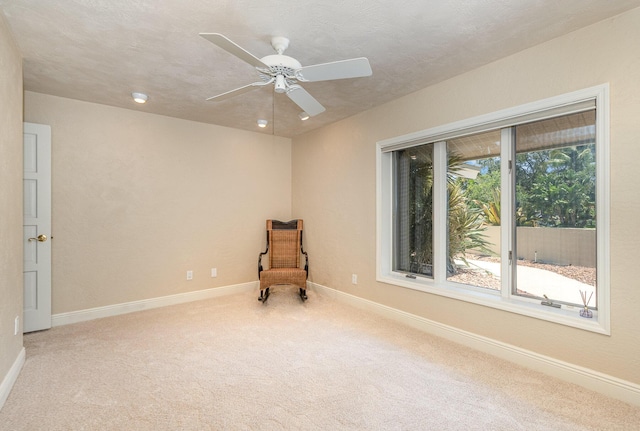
[52,282,257,327]
[0,347,25,411]
[308,282,640,407]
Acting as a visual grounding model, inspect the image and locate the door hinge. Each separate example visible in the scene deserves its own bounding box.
[508,250,513,263]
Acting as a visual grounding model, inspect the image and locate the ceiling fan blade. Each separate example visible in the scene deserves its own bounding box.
[296,57,372,82]
[199,33,269,69]
[206,81,270,102]
[286,85,326,117]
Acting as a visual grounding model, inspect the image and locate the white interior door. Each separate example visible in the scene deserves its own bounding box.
[23,122,52,333]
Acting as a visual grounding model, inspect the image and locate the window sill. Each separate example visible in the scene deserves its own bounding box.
[377,272,609,335]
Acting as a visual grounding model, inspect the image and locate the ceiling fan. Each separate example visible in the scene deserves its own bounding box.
[199,33,373,117]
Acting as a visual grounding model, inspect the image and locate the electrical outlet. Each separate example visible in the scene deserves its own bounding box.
[14,316,19,335]
[186,270,193,280]
[352,274,358,285]
[211,268,217,278]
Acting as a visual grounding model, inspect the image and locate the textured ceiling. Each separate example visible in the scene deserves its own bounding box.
[2,0,639,138]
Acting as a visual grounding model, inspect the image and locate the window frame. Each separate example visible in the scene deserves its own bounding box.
[376,84,610,335]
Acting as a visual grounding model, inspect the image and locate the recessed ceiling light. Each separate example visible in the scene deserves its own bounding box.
[257,119,268,128]
[131,92,148,104]
[298,112,310,121]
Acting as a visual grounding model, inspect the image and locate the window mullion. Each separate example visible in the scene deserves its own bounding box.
[433,141,447,284]
[500,128,515,299]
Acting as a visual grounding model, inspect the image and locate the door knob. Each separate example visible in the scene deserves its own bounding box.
[28,234,47,242]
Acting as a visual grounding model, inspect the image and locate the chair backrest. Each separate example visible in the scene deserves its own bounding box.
[267,219,303,269]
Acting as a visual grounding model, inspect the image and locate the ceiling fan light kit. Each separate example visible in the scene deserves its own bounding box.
[274,74,287,93]
[200,33,372,120]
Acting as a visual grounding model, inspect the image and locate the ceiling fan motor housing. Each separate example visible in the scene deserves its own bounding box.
[259,54,302,92]
[260,55,302,73]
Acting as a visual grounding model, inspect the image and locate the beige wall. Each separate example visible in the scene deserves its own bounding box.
[24,92,292,314]
[0,15,23,385]
[292,8,640,384]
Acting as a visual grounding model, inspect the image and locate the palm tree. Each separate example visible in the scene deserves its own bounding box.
[405,150,492,275]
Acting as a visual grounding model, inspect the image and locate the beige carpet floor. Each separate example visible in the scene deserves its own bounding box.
[1,285,639,430]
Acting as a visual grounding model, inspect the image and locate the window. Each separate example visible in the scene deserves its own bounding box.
[513,112,597,308]
[395,143,434,278]
[377,85,609,334]
[446,130,501,290]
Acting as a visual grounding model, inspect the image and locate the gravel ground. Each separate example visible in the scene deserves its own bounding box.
[448,255,596,290]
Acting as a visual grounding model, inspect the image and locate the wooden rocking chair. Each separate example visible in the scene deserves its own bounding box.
[258,219,308,303]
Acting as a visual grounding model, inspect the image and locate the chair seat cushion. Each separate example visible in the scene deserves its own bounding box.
[260,267,307,291]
